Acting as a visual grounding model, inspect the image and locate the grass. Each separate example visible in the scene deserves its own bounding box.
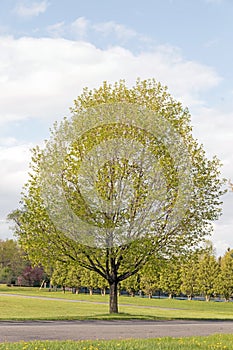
[0,285,233,320]
[0,334,233,349]
[0,286,233,348]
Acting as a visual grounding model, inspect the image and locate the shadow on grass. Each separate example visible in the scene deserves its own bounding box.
[81,313,168,321]
[0,313,168,322]
[1,314,233,322]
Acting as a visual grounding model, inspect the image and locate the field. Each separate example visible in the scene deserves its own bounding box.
[0,285,233,320]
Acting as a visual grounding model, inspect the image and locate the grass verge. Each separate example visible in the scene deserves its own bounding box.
[0,334,233,349]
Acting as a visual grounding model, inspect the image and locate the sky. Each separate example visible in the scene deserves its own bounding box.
[0,0,233,256]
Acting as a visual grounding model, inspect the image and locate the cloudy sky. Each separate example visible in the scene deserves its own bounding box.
[0,0,233,256]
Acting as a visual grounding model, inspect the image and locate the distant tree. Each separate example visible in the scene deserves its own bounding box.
[217,248,233,301]
[140,259,161,298]
[159,259,181,298]
[0,239,26,284]
[80,269,100,296]
[197,247,220,301]
[51,262,83,293]
[180,250,202,300]
[96,274,109,296]
[121,273,140,297]
[19,265,45,287]
[9,79,225,313]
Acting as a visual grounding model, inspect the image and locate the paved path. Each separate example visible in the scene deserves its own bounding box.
[1,320,233,342]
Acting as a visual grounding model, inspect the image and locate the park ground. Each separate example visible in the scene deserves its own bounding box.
[0,285,233,349]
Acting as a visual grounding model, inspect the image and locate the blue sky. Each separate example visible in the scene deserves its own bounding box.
[0,0,233,256]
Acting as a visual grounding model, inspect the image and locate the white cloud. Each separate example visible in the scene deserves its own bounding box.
[0,144,31,197]
[212,217,233,257]
[213,239,231,257]
[93,20,137,41]
[0,221,14,241]
[0,36,221,127]
[71,17,90,39]
[0,143,32,240]
[191,106,233,167]
[14,0,49,18]
[47,17,151,45]
[47,17,90,40]
[133,45,221,107]
[0,137,18,147]
[47,21,65,38]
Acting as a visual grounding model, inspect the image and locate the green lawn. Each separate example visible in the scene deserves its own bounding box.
[0,285,233,320]
[0,334,233,350]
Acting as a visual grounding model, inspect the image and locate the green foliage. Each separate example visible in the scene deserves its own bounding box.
[197,250,220,301]
[51,262,83,291]
[0,239,26,284]
[180,250,200,300]
[159,259,182,298]
[9,79,225,313]
[80,269,102,295]
[121,273,141,297]
[139,258,161,298]
[217,249,233,301]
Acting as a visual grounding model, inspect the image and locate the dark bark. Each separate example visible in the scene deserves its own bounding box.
[109,280,118,313]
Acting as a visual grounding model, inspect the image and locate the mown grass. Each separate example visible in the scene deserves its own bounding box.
[0,334,233,349]
[0,285,233,320]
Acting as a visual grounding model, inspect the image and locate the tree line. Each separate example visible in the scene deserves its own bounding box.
[51,243,233,302]
[123,244,233,302]
[1,238,232,302]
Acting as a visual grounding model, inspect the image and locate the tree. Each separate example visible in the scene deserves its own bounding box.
[140,258,161,298]
[9,79,224,313]
[180,250,200,300]
[0,239,26,284]
[159,259,181,298]
[121,273,140,297]
[80,269,103,296]
[18,265,46,287]
[196,247,220,301]
[217,248,233,301]
[51,261,83,293]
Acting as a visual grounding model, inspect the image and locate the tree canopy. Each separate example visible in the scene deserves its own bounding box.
[9,79,224,313]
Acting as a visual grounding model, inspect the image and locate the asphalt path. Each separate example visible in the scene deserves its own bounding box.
[1,320,233,342]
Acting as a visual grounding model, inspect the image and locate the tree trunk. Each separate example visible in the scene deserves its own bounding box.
[109,281,118,313]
